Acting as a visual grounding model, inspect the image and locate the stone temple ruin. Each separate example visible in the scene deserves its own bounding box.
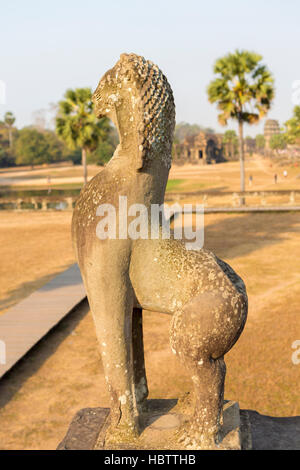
[173,131,225,164]
[264,119,280,150]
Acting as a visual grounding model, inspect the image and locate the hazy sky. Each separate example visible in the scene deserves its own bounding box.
[1,0,299,136]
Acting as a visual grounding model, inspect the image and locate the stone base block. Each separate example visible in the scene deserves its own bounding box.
[57,408,110,450]
[57,399,252,450]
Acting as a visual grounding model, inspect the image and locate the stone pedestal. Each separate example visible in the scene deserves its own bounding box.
[57,408,110,450]
[57,399,252,450]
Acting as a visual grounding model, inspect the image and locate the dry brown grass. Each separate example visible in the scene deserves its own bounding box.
[0,211,75,314]
[169,156,300,192]
[1,155,300,192]
[0,210,299,449]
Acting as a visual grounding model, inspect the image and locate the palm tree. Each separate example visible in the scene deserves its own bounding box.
[56,88,108,185]
[4,111,16,149]
[207,50,274,199]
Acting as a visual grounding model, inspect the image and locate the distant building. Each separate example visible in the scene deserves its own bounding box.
[173,131,224,164]
[264,119,280,149]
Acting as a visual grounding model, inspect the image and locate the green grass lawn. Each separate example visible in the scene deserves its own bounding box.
[166,179,220,192]
[166,179,185,191]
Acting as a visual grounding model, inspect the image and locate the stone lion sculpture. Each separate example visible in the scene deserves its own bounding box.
[72,53,248,449]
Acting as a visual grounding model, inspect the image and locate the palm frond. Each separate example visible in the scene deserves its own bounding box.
[208,49,274,126]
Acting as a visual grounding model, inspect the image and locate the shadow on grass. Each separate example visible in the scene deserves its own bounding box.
[203,212,300,260]
[246,409,300,450]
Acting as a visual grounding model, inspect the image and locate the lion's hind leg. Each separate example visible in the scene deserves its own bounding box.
[169,291,238,449]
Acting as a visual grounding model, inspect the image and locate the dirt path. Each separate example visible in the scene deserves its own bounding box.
[252,154,299,188]
[250,272,300,313]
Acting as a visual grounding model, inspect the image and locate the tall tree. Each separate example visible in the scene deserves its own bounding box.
[207,50,274,198]
[14,128,51,165]
[55,88,110,184]
[0,147,15,167]
[222,130,238,159]
[255,134,265,152]
[269,134,287,153]
[4,111,16,149]
[14,128,68,166]
[285,106,300,144]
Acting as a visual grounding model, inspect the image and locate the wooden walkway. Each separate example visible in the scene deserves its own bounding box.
[0,264,86,379]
